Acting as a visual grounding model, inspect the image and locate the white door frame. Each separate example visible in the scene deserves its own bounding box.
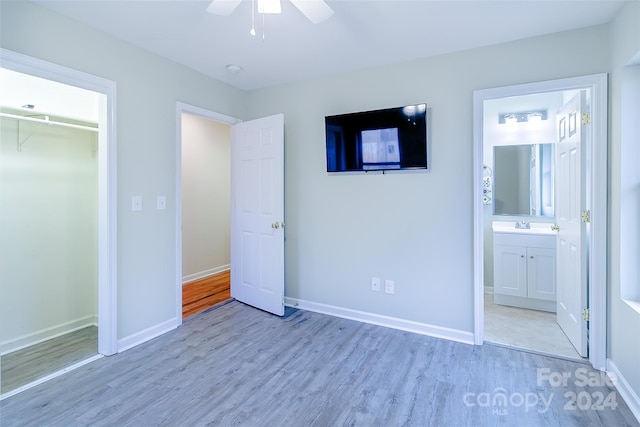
[0,48,118,356]
[174,102,241,323]
[473,74,608,370]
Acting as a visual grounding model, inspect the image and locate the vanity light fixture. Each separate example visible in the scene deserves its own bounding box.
[528,112,543,130]
[499,110,548,124]
[504,114,518,128]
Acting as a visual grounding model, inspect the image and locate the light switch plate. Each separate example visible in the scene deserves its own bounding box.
[131,195,142,212]
[157,195,166,210]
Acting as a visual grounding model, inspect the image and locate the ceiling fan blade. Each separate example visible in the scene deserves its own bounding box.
[206,0,242,16]
[289,0,334,24]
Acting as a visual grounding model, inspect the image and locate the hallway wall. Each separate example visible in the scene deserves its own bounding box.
[181,113,231,283]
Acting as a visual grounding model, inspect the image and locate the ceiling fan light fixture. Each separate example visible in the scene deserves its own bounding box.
[207,0,333,24]
[257,0,281,14]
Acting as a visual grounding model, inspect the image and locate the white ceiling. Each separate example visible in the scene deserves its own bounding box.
[34,0,625,91]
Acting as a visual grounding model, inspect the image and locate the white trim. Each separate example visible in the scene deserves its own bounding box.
[175,102,241,326]
[182,264,230,284]
[588,73,609,370]
[0,48,118,357]
[473,74,608,370]
[285,297,474,345]
[0,316,97,356]
[117,317,179,353]
[0,354,104,401]
[607,358,640,423]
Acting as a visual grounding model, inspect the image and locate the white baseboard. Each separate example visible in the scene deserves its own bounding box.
[285,297,474,345]
[117,317,180,353]
[1,315,97,356]
[607,358,640,423]
[182,264,230,285]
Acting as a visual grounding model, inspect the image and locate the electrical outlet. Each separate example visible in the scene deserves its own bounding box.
[385,279,395,294]
[371,277,381,292]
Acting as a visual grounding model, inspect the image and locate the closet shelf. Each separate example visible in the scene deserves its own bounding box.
[0,112,98,152]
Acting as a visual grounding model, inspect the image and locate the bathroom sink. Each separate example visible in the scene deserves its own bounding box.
[492,221,558,235]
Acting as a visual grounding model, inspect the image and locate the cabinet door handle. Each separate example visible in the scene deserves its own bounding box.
[520,255,525,258]
[530,256,534,259]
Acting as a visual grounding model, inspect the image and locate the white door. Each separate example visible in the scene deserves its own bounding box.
[230,114,285,316]
[555,92,587,357]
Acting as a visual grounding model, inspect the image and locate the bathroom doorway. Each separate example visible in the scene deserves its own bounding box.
[473,74,608,369]
[482,89,582,359]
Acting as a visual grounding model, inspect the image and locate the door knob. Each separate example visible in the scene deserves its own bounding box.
[272,221,281,229]
[551,225,560,231]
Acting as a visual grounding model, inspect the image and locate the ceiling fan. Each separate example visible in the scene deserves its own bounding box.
[206,0,334,25]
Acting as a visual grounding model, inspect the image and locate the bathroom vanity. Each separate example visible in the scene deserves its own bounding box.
[492,221,558,312]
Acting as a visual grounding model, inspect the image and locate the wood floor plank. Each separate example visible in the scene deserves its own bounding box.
[1,302,637,426]
[182,270,231,319]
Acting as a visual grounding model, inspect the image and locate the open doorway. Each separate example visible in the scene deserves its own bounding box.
[481,89,584,359]
[0,49,117,399]
[181,112,232,318]
[473,74,608,370]
[175,103,240,321]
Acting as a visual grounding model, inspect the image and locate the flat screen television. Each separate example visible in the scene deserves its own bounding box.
[325,104,428,172]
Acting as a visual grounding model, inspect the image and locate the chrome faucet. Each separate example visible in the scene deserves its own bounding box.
[515,220,530,229]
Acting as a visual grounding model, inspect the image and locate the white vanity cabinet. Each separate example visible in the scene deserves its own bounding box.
[493,228,557,312]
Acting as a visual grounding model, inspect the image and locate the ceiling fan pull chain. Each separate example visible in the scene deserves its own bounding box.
[250,0,256,36]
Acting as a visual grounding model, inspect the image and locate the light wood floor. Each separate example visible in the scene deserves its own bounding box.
[182,270,231,319]
[1,326,97,395]
[1,301,636,426]
[484,293,582,360]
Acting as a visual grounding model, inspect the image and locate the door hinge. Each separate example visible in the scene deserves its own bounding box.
[582,308,590,321]
[581,210,590,223]
[582,112,590,125]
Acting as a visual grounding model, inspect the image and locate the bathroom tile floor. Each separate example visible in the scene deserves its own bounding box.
[484,293,582,360]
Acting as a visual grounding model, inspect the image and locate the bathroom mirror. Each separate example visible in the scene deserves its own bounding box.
[493,143,554,217]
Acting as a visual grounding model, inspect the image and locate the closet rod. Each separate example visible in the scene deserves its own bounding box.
[0,112,99,133]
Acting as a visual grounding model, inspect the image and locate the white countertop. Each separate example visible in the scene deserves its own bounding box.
[492,221,558,235]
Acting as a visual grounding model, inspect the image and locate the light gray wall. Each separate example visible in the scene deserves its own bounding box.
[181,113,231,281]
[246,25,609,333]
[608,0,640,402]
[0,119,98,350]
[0,1,247,340]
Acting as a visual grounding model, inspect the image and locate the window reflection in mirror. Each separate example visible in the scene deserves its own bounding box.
[493,143,554,217]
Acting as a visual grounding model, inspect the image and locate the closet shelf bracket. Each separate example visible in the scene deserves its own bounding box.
[17,116,49,152]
